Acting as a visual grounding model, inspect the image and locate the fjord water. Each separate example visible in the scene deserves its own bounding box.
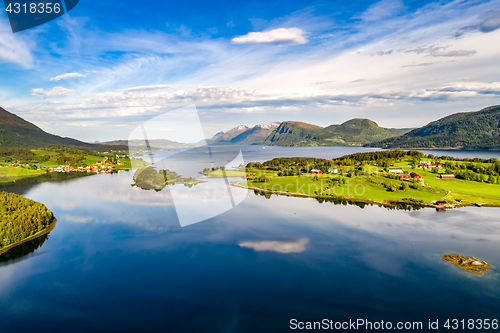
[1,147,500,332]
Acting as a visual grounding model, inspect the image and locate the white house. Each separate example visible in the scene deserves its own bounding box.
[388,168,403,173]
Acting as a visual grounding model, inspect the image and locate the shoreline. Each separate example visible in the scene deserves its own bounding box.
[0,219,57,256]
[231,181,500,210]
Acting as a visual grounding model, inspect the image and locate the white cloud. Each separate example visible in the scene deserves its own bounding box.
[20,79,500,122]
[360,0,406,22]
[31,87,76,98]
[232,28,308,45]
[121,84,177,93]
[0,18,34,68]
[50,72,87,81]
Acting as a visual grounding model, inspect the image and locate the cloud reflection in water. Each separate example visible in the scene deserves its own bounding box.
[239,238,309,253]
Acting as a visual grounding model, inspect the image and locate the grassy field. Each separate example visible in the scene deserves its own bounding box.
[325,177,446,203]
[0,176,24,183]
[244,174,447,202]
[0,167,45,177]
[119,158,149,169]
[206,169,248,177]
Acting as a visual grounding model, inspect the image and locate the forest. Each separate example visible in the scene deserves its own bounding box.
[0,192,54,249]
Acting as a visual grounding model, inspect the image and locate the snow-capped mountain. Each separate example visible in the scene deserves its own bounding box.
[209,122,281,145]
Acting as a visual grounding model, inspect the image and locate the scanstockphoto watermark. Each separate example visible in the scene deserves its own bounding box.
[290,319,423,330]
[128,105,249,228]
[290,318,499,330]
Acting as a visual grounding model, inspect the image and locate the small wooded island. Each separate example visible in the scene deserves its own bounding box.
[0,192,55,254]
[133,167,203,191]
[211,150,500,208]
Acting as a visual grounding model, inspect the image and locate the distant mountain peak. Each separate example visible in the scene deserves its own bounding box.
[213,131,224,137]
[341,118,379,128]
[255,122,280,130]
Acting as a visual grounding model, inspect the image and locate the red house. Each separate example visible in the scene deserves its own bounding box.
[399,175,411,180]
[310,169,322,174]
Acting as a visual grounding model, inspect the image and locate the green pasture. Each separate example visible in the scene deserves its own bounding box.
[0,167,45,177]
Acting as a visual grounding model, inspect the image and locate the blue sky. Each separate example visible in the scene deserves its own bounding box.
[1,0,500,142]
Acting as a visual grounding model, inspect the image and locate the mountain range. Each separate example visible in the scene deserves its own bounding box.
[208,122,281,145]
[1,104,499,151]
[0,107,125,151]
[262,119,410,146]
[365,105,500,150]
[208,119,409,146]
[104,139,197,149]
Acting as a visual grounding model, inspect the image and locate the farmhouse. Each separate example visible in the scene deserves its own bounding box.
[399,174,411,180]
[417,161,442,169]
[328,168,338,174]
[440,174,455,179]
[388,168,403,173]
[410,172,422,179]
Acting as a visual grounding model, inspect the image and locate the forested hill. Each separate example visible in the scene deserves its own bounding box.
[0,192,54,250]
[366,105,500,150]
[0,107,126,151]
[262,119,409,146]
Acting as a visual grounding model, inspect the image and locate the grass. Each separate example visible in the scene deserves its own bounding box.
[244,174,447,204]
[444,192,500,206]
[85,155,103,165]
[326,177,445,203]
[423,175,500,199]
[0,176,24,183]
[207,170,247,177]
[120,158,149,169]
[0,167,45,177]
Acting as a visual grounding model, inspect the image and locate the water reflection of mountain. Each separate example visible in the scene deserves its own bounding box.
[0,172,95,196]
[0,233,49,266]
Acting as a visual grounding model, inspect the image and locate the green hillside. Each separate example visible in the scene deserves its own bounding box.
[263,119,408,146]
[0,107,126,151]
[367,105,500,150]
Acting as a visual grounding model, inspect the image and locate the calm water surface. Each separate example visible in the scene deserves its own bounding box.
[1,147,500,332]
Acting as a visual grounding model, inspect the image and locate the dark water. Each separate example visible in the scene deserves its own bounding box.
[1,147,500,332]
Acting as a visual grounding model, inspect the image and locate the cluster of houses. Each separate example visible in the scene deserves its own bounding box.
[49,164,115,173]
[388,163,455,181]
[307,163,455,182]
[416,161,442,169]
[310,168,344,175]
[398,172,422,180]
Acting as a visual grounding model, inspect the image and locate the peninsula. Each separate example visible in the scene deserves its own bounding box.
[0,192,55,255]
[218,150,500,208]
